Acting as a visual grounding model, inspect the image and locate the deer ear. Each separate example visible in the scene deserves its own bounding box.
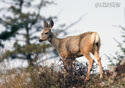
[49,19,54,28]
[43,20,48,28]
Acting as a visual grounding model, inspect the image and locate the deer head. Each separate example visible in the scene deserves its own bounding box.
[39,19,54,42]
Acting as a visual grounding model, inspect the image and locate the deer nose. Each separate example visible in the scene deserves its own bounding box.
[39,39,43,42]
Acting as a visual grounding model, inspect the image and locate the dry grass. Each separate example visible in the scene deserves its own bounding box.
[0,62,125,88]
[0,68,30,88]
[0,61,87,88]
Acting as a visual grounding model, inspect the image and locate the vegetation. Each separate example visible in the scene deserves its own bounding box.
[0,60,125,88]
[107,25,125,66]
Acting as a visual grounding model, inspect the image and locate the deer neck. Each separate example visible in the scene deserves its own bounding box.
[48,33,60,49]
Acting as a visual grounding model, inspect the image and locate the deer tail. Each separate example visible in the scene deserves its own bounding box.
[91,32,101,50]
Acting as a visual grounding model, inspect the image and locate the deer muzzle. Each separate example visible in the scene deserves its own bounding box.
[39,39,43,42]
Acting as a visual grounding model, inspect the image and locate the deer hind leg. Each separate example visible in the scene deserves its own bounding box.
[63,59,68,77]
[83,53,94,82]
[71,59,75,75]
[94,51,103,79]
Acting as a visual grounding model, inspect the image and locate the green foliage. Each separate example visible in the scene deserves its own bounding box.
[2,43,51,59]
[0,24,20,40]
[117,26,125,56]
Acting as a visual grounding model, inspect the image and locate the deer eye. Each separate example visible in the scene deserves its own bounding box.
[45,32,48,34]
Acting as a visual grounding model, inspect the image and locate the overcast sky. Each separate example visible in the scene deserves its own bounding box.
[0,0,125,69]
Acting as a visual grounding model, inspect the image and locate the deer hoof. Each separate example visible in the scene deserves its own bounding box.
[84,78,89,83]
[100,75,103,79]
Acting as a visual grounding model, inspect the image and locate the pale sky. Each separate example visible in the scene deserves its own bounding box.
[0,0,125,69]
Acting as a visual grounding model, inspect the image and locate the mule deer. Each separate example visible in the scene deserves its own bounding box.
[39,19,103,82]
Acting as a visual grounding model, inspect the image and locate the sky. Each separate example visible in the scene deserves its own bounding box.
[0,0,125,69]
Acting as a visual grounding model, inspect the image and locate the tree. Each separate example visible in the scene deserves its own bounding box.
[116,26,125,59]
[0,0,56,66]
[106,25,125,65]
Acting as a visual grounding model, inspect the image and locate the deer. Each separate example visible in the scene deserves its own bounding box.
[39,19,103,82]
